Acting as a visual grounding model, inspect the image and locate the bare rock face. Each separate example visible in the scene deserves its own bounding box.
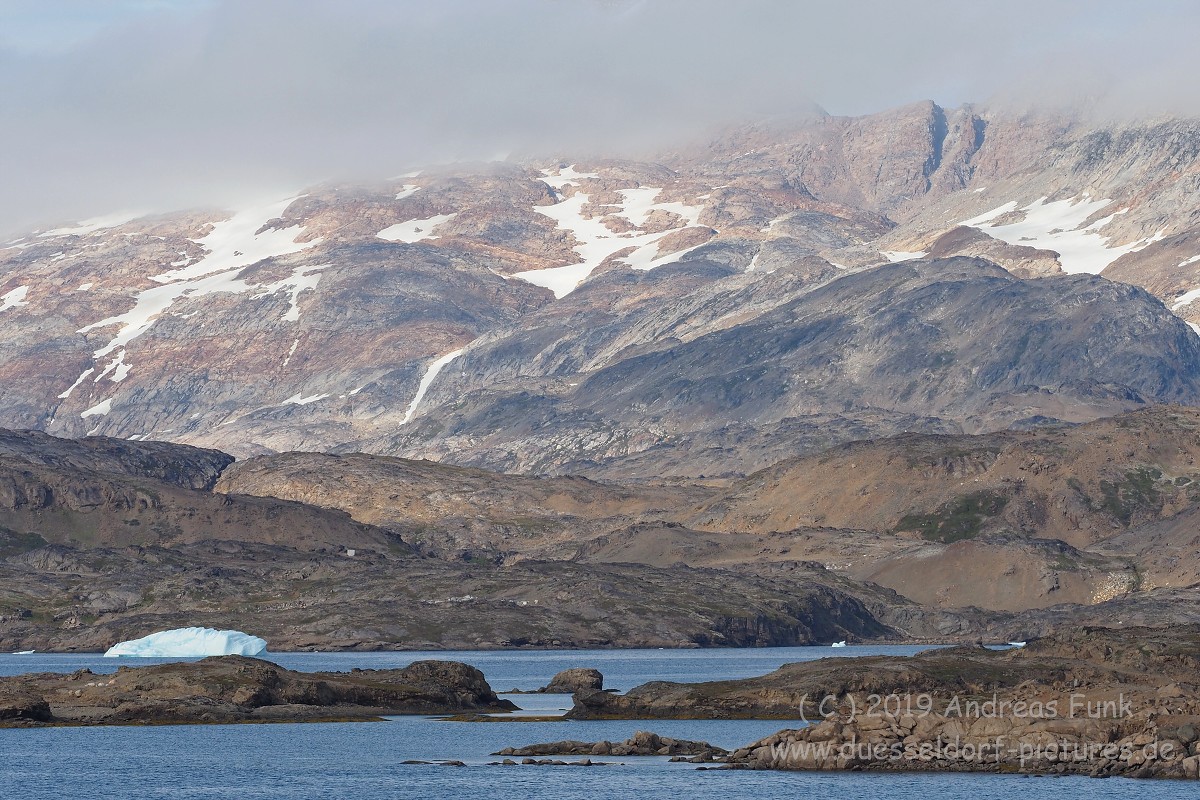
[0,688,52,722]
[212,450,707,556]
[1,103,1200,479]
[539,668,603,694]
[382,257,1200,477]
[925,226,1063,278]
[680,406,1200,611]
[0,429,233,491]
[0,431,405,555]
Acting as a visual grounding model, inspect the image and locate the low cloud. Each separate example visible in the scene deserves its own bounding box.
[2,0,1199,234]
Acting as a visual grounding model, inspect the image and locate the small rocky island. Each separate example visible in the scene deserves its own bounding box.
[0,656,516,726]
[495,731,728,760]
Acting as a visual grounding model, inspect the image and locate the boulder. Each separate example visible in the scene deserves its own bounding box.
[539,668,603,694]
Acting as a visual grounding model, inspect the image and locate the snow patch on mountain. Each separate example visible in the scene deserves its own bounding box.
[615,187,666,227]
[58,369,95,399]
[65,199,327,404]
[394,184,421,200]
[1171,286,1200,311]
[512,186,706,297]
[378,213,457,243]
[541,165,598,190]
[402,347,466,424]
[281,338,300,368]
[881,250,928,262]
[38,211,145,238]
[283,392,328,406]
[256,264,328,322]
[0,285,29,312]
[81,398,112,418]
[961,195,1163,274]
[619,237,707,271]
[95,350,131,383]
[152,197,318,283]
[961,201,1019,227]
[79,267,251,361]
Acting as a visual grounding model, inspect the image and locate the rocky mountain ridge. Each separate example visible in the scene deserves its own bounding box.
[5,102,1200,476]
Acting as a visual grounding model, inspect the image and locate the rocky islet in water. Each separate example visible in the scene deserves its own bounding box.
[0,655,515,726]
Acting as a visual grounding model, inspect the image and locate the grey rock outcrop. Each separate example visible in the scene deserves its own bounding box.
[538,668,603,694]
[495,731,727,758]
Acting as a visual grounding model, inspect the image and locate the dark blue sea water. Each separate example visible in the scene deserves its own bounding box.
[0,646,1188,798]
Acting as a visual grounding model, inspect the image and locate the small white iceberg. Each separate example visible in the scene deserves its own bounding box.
[831,641,847,648]
[11,650,35,655]
[1007,641,1027,648]
[104,627,267,658]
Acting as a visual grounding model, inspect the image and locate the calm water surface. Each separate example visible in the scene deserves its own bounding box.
[0,646,1187,798]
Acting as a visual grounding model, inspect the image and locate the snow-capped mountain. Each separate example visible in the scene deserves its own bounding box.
[4,101,1200,476]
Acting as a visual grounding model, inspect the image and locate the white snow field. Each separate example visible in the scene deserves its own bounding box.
[539,164,598,190]
[881,250,928,262]
[377,213,457,243]
[513,169,707,298]
[0,285,29,312]
[80,398,112,419]
[402,347,466,424]
[282,392,329,406]
[64,197,324,402]
[38,211,145,238]
[960,194,1163,274]
[104,627,268,658]
[1172,287,1200,311]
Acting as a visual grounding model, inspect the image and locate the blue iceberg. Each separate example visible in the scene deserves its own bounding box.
[104,627,267,658]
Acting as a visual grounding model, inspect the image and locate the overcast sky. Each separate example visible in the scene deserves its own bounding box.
[2,0,1199,235]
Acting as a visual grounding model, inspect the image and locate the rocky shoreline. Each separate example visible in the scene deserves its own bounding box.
[3,626,1199,780]
[0,655,515,727]
[724,709,1200,779]
[561,626,1200,779]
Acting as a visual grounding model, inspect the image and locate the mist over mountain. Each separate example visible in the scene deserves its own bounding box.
[4,97,1200,479]
[5,0,1200,235]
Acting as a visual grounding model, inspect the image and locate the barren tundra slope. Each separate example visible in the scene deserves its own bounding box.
[213,451,709,557]
[684,407,1200,610]
[120,409,1200,632]
[1,412,1199,650]
[0,431,908,652]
